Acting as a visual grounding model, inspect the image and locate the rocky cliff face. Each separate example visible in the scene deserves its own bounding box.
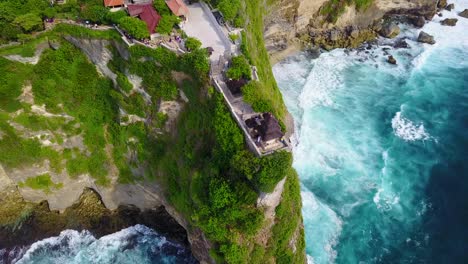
[265,0,438,61]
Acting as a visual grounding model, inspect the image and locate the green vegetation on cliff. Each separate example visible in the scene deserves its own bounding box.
[320,0,374,23]
[18,173,63,193]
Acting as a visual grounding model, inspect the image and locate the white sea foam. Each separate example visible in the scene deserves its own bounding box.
[302,189,343,264]
[391,111,431,141]
[13,225,190,264]
[299,51,351,109]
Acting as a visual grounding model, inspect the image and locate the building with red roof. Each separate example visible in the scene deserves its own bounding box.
[165,0,189,17]
[127,3,162,34]
[104,0,124,8]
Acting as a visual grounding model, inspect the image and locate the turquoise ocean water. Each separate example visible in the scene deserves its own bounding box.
[274,2,468,263]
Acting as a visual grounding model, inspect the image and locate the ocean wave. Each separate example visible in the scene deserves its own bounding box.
[391,111,431,141]
[11,225,195,264]
[302,190,343,264]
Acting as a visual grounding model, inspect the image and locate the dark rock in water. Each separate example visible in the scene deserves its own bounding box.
[379,23,400,38]
[382,47,391,51]
[307,45,321,59]
[394,39,409,49]
[440,18,458,26]
[418,31,436,44]
[411,16,426,28]
[387,56,397,65]
[445,3,454,11]
[459,9,468,18]
[438,12,443,17]
[437,0,447,9]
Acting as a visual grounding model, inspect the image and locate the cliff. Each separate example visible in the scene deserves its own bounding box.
[0,21,304,263]
[265,0,438,62]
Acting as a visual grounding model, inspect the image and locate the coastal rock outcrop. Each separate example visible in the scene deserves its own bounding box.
[459,9,468,18]
[418,31,436,44]
[440,18,458,26]
[379,22,400,38]
[264,0,438,60]
[0,187,190,249]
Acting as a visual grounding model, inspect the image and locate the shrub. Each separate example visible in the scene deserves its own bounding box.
[229,33,238,42]
[226,55,251,80]
[116,73,133,93]
[185,37,202,51]
[118,16,149,39]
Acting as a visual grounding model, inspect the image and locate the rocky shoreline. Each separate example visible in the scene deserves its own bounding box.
[0,186,194,262]
[264,0,449,62]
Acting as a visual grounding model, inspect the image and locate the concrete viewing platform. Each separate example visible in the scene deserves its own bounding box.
[211,66,292,157]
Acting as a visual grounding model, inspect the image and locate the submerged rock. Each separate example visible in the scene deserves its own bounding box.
[459,9,468,18]
[379,23,400,38]
[394,39,410,49]
[418,31,436,44]
[387,55,397,65]
[445,3,455,11]
[440,18,458,26]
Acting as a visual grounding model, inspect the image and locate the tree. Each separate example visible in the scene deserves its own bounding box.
[217,0,241,22]
[81,5,108,23]
[153,0,171,15]
[254,151,292,192]
[226,55,251,80]
[118,16,149,39]
[230,150,258,180]
[105,10,127,24]
[182,48,210,78]
[0,22,22,41]
[185,37,202,51]
[157,14,179,35]
[14,13,43,32]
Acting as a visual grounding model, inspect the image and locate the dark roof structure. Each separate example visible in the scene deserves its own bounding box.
[259,113,283,141]
[226,78,247,96]
[127,3,161,34]
[245,113,283,142]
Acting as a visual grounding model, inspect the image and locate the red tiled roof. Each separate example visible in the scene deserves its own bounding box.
[104,0,124,7]
[166,0,189,17]
[127,3,162,34]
